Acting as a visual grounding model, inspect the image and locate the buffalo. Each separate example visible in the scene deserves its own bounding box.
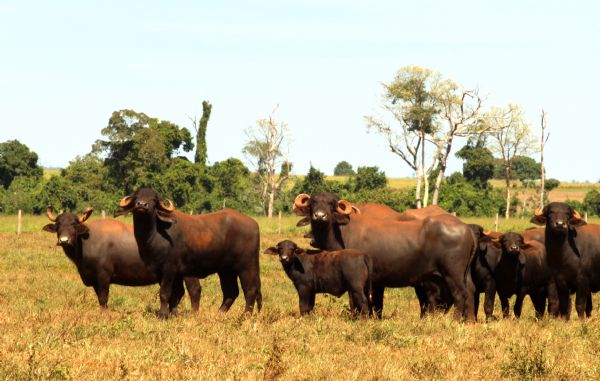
[42,207,200,310]
[293,192,476,320]
[114,187,262,318]
[531,202,599,319]
[265,240,372,316]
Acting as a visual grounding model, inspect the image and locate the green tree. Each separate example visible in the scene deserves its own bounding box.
[38,176,78,212]
[455,139,495,189]
[353,166,387,191]
[544,178,560,192]
[333,161,355,176]
[0,140,43,189]
[194,100,212,167]
[584,190,600,216]
[296,165,326,194]
[2,176,43,213]
[512,156,541,181]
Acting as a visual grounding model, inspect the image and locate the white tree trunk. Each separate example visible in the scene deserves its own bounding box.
[505,167,511,219]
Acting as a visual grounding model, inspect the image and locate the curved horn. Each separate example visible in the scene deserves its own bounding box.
[336,200,353,215]
[483,230,492,236]
[293,193,310,216]
[119,196,134,208]
[78,207,93,223]
[534,208,543,217]
[46,206,57,222]
[573,209,582,220]
[351,205,361,214]
[159,198,175,212]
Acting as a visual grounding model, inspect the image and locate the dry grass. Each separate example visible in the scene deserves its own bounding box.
[2,215,600,380]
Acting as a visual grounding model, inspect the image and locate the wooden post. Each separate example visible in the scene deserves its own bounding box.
[17,209,22,235]
[495,213,499,232]
[585,212,589,223]
[278,210,282,235]
[101,210,106,219]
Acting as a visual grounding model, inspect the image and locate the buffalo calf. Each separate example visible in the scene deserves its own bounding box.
[265,240,372,316]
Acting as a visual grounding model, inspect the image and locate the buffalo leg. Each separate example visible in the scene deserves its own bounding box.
[473,292,480,320]
[575,284,590,320]
[483,283,497,320]
[238,269,261,315]
[513,293,525,318]
[371,286,385,319]
[414,285,429,318]
[499,295,510,318]
[546,279,559,318]
[298,288,313,315]
[183,277,201,312]
[93,272,111,308]
[217,271,239,313]
[530,292,547,319]
[586,292,593,318]
[158,274,176,319]
[350,287,369,317]
[168,278,185,314]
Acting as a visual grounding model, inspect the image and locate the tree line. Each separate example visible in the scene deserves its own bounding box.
[0,65,584,217]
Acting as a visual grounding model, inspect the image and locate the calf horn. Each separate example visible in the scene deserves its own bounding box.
[159,199,175,212]
[573,210,582,220]
[336,200,353,215]
[534,208,543,217]
[119,196,134,208]
[78,207,93,223]
[46,206,57,222]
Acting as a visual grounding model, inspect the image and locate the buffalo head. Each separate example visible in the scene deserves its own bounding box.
[490,232,532,265]
[42,206,93,247]
[264,240,304,265]
[114,187,176,223]
[293,191,358,227]
[530,202,585,234]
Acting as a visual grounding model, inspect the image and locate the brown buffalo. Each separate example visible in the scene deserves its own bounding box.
[42,207,200,310]
[293,192,476,320]
[531,202,599,319]
[114,187,261,318]
[265,240,372,316]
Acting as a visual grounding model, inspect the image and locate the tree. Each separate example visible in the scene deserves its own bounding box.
[333,161,355,176]
[512,156,541,181]
[366,66,442,208]
[354,166,387,191]
[485,104,537,218]
[94,109,194,194]
[455,138,495,189]
[544,178,560,192]
[539,109,550,209]
[242,106,292,217]
[191,100,212,167]
[0,139,43,189]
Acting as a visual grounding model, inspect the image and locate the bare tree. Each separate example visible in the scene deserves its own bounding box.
[243,106,291,217]
[430,81,485,205]
[539,109,550,209]
[486,104,537,218]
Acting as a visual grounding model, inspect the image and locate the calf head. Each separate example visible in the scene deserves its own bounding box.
[293,191,357,227]
[264,240,305,265]
[491,232,532,265]
[530,202,585,234]
[42,207,93,247]
[114,187,175,223]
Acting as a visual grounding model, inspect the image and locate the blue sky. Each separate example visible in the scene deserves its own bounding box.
[1,1,598,180]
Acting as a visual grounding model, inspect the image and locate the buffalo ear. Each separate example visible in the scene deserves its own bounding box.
[569,216,586,228]
[113,209,130,218]
[490,238,502,249]
[334,212,351,225]
[296,217,310,227]
[530,215,546,226]
[156,210,176,224]
[303,231,314,239]
[42,223,56,233]
[294,247,305,255]
[264,247,279,255]
[75,224,89,236]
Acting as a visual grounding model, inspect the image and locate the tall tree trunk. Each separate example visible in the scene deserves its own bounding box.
[415,137,423,208]
[432,139,452,205]
[539,110,547,210]
[505,166,511,219]
[421,131,429,207]
[267,182,276,218]
[195,101,212,166]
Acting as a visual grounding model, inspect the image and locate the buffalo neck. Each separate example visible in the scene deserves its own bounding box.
[60,237,83,265]
[310,220,345,250]
[544,227,578,263]
[132,212,158,247]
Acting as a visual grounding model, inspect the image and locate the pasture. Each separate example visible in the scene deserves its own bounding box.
[2,215,600,380]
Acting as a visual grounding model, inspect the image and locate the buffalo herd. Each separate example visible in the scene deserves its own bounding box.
[42,186,599,321]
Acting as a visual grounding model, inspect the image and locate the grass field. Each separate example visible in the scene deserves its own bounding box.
[2,214,600,380]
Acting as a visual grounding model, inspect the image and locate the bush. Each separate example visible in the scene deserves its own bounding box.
[353,166,387,191]
[544,178,560,192]
[333,161,355,176]
[437,179,504,217]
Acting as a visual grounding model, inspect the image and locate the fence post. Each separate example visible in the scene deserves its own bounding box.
[585,212,589,223]
[101,210,106,219]
[278,210,282,235]
[17,209,22,235]
[495,213,499,232]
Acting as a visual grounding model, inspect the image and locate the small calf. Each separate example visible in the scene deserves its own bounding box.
[265,240,372,316]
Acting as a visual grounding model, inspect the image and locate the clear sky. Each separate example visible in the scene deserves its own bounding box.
[1,1,598,181]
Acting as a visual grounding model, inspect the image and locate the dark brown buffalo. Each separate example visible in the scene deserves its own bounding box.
[468,224,502,320]
[265,240,372,316]
[114,187,261,318]
[293,192,476,320]
[42,207,200,310]
[531,202,599,319]
[484,231,558,318]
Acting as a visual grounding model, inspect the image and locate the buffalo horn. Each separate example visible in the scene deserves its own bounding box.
[336,200,353,215]
[46,206,57,222]
[351,205,361,214]
[78,207,93,223]
[534,208,543,217]
[573,209,582,220]
[293,193,310,216]
[119,196,134,208]
[159,198,175,212]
